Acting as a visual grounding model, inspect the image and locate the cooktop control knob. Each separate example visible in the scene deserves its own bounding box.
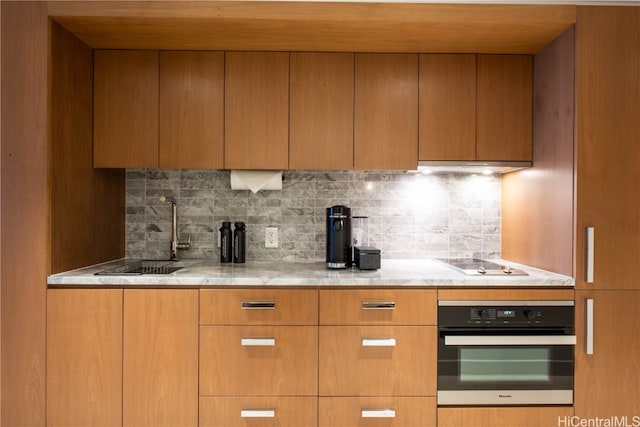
[524,309,537,320]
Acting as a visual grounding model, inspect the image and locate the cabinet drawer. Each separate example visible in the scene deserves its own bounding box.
[200,326,318,396]
[200,289,318,325]
[319,326,436,396]
[319,397,436,427]
[320,289,436,325]
[200,397,317,427]
[438,406,574,427]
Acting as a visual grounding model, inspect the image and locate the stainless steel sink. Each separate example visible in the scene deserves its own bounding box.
[95,260,183,275]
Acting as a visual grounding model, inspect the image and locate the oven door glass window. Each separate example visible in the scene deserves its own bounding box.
[459,347,550,383]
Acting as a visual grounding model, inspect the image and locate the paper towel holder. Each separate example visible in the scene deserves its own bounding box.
[229,170,284,193]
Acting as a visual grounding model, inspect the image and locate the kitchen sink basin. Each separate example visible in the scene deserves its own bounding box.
[95,260,183,275]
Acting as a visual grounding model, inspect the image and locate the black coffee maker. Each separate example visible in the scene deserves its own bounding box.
[326,205,351,269]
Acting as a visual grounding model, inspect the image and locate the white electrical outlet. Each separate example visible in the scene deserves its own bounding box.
[265,227,278,248]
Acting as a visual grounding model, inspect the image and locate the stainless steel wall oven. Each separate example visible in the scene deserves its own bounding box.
[438,300,575,405]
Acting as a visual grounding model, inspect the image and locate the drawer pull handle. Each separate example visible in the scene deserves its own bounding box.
[586,227,595,283]
[241,338,276,347]
[362,338,396,347]
[361,409,396,418]
[362,301,396,310]
[586,298,594,355]
[242,301,276,309]
[241,409,275,418]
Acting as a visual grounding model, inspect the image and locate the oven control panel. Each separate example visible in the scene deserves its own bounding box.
[438,301,575,327]
[470,307,541,322]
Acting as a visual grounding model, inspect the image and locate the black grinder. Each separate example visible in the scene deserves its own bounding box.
[326,205,351,269]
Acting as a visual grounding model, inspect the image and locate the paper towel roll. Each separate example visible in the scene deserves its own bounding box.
[230,170,283,193]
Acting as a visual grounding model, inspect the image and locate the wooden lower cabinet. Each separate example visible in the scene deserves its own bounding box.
[46,289,123,427]
[319,326,437,396]
[200,325,318,396]
[123,289,199,427]
[438,407,574,427]
[575,290,640,418]
[320,397,436,427]
[200,397,318,427]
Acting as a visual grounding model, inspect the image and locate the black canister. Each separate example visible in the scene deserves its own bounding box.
[326,205,351,269]
[233,222,246,263]
[220,221,232,263]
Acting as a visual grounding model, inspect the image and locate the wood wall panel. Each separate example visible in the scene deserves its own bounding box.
[0,2,48,424]
[159,51,224,169]
[50,22,125,274]
[48,3,576,54]
[289,52,354,170]
[574,6,640,289]
[47,289,123,426]
[502,28,575,276]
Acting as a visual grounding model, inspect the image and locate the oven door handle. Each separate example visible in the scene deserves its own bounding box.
[444,335,577,346]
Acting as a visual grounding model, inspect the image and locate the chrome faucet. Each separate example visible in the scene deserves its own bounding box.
[160,196,191,261]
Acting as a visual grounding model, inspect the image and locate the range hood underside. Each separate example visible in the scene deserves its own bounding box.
[417,160,533,174]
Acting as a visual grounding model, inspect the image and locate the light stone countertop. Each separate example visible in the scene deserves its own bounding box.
[47,258,575,288]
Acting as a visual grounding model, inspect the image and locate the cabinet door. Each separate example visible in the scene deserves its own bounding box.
[354,53,418,170]
[225,52,289,169]
[47,289,123,427]
[438,407,573,427]
[419,54,476,161]
[94,50,158,168]
[123,290,198,427]
[476,54,532,161]
[159,51,224,168]
[574,6,640,290]
[575,291,640,418]
[290,52,354,170]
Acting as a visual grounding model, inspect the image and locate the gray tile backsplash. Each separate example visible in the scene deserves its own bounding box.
[126,170,501,262]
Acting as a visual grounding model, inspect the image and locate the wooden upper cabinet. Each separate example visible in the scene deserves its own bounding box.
[476,54,533,161]
[419,54,476,161]
[94,50,159,168]
[290,52,354,170]
[225,52,289,170]
[159,51,224,169]
[354,53,419,170]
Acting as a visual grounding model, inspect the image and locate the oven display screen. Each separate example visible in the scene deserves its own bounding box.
[498,309,515,318]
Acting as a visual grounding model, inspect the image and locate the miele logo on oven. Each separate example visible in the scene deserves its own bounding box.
[498,394,513,399]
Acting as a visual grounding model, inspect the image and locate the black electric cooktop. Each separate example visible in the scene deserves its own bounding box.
[439,258,528,276]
